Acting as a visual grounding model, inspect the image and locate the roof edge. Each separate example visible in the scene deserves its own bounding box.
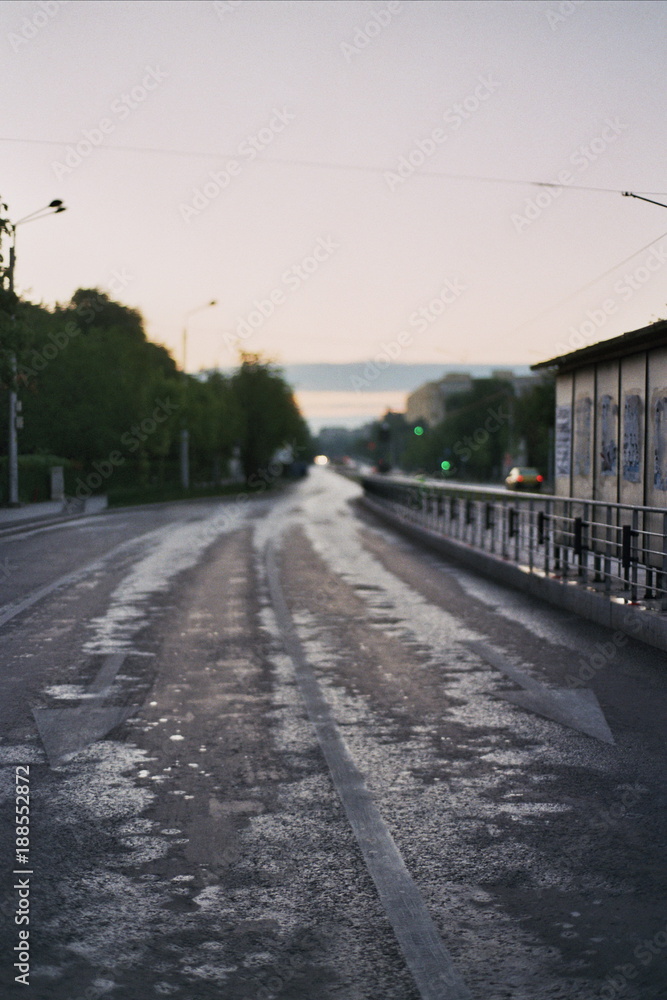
[531,319,667,372]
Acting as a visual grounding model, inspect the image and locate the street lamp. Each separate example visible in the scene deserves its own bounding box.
[180,299,217,489]
[1,198,67,505]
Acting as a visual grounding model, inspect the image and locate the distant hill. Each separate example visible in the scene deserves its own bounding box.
[215,362,533,393]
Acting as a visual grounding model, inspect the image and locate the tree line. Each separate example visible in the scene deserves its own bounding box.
[398,376,554,480]
[0,288,311,504]
[318,375,555,482]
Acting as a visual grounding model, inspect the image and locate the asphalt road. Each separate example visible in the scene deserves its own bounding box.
[0,469,666,1000]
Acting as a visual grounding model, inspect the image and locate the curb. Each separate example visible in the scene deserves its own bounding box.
[0,508,105,539]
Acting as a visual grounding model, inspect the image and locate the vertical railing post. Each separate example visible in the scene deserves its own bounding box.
[486,502,494,554]
[631,508,639,603]
[528,500,534,573]
[560,501,569,579]
[592,501,602,582]
[553,500,560,575]
[604,505,612,594]
[543,500,551,576]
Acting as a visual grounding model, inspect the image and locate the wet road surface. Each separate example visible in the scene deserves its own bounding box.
[0,469,666,999]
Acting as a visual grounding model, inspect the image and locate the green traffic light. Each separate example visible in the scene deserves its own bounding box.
[414,425,424,436]
[441,460,451,471]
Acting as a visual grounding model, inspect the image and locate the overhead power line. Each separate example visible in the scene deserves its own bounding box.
[506,227,667,344]
[0,134,664,196]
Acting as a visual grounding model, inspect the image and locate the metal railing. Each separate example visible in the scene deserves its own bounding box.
[361,475,667,610]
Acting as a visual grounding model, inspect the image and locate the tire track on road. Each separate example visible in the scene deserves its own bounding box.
[265,539,472,1000]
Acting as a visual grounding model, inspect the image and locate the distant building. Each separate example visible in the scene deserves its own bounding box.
[532,319,667,505]
[406,372,473,426]
[491,369,540,397]
[405,369,541,427]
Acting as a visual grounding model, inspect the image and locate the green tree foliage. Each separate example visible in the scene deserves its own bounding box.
[513,374,555,472]
[401,379,515,480]
[1,291,310,500]
[350,411,408,472]
[230,353,311,481]
[0,287,25,385]
[184,370,241,485]
[399,377,555,482]
[17,290,180,464]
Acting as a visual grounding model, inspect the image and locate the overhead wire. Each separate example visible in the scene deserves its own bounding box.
[3,133,665,358]
[0,134,664,196]
[504,227,667,350]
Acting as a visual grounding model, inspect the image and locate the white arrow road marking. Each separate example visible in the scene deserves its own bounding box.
[33,653,137,766]
[463,640,614,745]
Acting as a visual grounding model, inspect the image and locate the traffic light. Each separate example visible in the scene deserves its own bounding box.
[441,460,451,471]
[413,425,424,436]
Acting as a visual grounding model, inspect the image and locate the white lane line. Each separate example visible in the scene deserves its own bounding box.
[33,652,135,766]
[0,529,164,629]
[265,540,472,1000]
[0,515,122,543]
[87,651,128,700]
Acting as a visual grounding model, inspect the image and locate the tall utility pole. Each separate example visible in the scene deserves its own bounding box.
[1,198,66,505]
[180,299,217,489]
[6,243,19,507]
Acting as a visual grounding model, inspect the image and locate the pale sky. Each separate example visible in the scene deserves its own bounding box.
[2,0,666,426]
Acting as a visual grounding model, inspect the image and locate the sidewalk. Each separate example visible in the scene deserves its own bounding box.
[0,495,108,533]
